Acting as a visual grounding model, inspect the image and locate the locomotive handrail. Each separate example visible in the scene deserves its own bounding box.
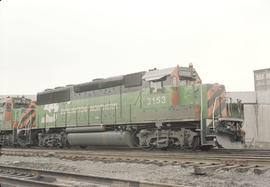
[200,83,203,144]
[212,96,220,132]
[212,96,243,131]
[224,97,243,118]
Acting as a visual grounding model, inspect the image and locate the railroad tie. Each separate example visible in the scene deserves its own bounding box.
[193,164,226,175]
[253,166,270,175]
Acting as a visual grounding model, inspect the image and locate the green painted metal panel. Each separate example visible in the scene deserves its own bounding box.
[32,84,212,129]
[179,84,208,118]
[133,104,197,122]
[0,106,12,130]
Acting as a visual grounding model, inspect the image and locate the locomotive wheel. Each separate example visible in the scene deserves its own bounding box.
[140,145,154,151]
[200,145,213,151]
[192,136,200,150]
[17,130,28,147]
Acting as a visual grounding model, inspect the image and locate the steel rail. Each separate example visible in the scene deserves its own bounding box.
[3,148,270,159]
[0,175,65,187]
[2,148,270,166]
[3,147,270,155]
[0,165,186,187]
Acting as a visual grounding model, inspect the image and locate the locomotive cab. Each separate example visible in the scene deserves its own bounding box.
[0,97,35,146]
[1,97,31,126]
[141,64,245,149]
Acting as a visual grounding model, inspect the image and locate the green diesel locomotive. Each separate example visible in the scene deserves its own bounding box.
[0,64,245,150]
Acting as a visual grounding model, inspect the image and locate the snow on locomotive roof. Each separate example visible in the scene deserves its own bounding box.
[143,67,175,81]
[142,65,197,81]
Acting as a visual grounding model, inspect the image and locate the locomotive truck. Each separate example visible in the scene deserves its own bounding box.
[0,64,245,150]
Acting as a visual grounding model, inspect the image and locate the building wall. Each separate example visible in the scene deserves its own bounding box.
[226,92,256,104]
[228,91,270,148]
[256,91,270,104]
[244,104,270,148]
[254,68,270,91]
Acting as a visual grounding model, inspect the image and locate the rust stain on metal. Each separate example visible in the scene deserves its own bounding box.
[194,105,200,118]
[170,66,180,106]
[4,98,13,121]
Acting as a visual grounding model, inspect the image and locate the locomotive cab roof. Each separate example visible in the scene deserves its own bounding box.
[143,65,197,82]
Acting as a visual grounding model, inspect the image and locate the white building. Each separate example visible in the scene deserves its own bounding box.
[227,85,270,148]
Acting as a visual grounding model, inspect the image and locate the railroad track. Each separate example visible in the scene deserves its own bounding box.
[1,148,270,180]
[0,165,185,187]
[2,148,270,166]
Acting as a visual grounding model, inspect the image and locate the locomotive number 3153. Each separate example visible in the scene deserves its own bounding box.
[146,96,167,105]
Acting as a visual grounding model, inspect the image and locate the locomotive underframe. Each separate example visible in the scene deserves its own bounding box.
[0,117,243,150]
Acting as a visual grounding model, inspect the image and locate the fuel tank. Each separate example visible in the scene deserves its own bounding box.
[67,131,136,147]
[66,126,105,133]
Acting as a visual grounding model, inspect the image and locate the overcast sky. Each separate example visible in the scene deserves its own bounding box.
[0,0,270,94]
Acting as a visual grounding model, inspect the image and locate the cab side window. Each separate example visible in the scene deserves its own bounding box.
[172,76,178,87]
[150,81,163,93]
[180,79,194,86]
[0,103,4,120]
[6,103,12,112]
[0,102,5,110]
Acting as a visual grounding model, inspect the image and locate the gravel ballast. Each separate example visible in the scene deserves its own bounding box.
[0,155,269,187]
